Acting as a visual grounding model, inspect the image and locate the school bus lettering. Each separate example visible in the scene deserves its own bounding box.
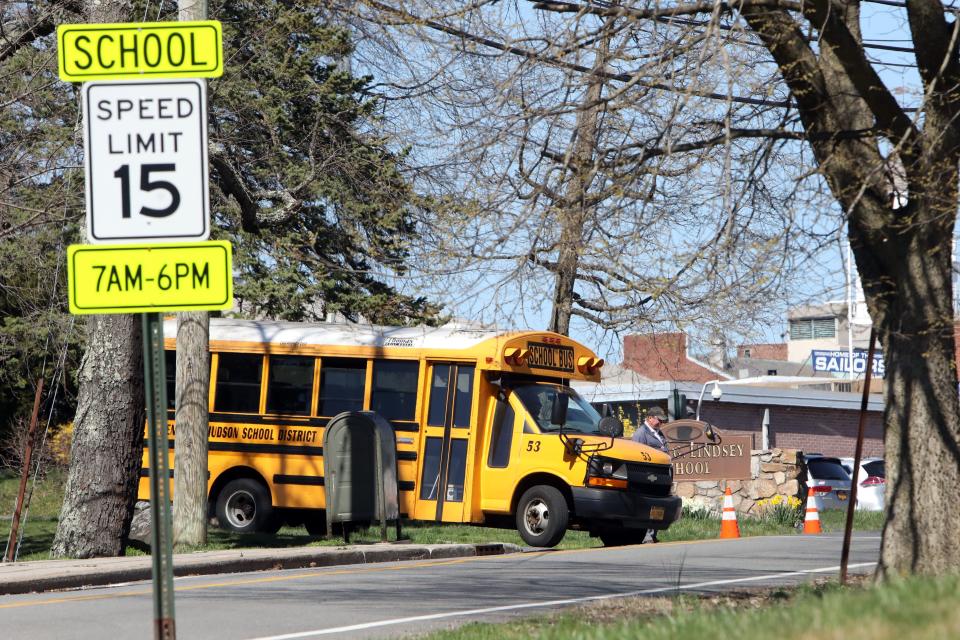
[208,424,239,439]
[525,342,575,373]
[140,318,680,548]
[240,427,274,440]
[277,428,318,443]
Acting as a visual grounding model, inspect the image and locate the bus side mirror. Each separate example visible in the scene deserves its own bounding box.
[551,393,569,427]
[598,416,624,438]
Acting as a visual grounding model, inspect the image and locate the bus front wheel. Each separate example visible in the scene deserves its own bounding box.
[516,485,569,547]
[215,478,279,534]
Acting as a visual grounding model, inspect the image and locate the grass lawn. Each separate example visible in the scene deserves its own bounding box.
[0,469,67,560]
[2,471,884,560]
[417,574,960,640]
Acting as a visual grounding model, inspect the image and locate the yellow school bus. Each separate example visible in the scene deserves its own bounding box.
[140,318,681,546]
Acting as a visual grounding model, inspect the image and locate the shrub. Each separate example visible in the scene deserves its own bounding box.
[756,494,802,527]
[682,502,718,520]
[616,406,637,439]
[46,422,73,469]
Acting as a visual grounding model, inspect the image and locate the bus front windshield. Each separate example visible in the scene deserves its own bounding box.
[512,384,604,434]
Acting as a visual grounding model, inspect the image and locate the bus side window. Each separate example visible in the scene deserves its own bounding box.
[266,355,314,416]
[214,353,264,413]
[487,398,515,468]
[452,367,474,428]
[427,365,474,428]
[318,358,366,416]
[370,360,419,421]
[165,350,176,410]
[427,365,450,426]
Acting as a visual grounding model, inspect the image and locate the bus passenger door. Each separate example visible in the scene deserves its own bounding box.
[414,362,475,522]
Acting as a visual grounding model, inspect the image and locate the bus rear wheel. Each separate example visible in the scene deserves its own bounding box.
[215,478,279,534]
[516,485,569,547]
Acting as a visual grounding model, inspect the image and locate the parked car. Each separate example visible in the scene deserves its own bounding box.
[803,454,852,510]
[839,457,885,512]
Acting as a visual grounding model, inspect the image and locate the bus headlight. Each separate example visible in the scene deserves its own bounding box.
[587,457,628,489]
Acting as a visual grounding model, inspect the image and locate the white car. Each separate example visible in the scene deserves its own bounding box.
[839,457,885,512]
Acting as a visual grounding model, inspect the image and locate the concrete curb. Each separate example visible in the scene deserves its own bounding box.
[0,542,522,596]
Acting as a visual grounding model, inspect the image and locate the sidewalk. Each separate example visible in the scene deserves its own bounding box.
[0,541,521,596]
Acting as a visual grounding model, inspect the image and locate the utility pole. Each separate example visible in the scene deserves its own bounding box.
[173,0,211,549]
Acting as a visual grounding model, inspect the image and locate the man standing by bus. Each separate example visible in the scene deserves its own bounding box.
[631,406,671,543]
[632,406,670,453]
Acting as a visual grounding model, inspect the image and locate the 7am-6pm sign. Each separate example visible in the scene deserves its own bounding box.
[67,242,232,314]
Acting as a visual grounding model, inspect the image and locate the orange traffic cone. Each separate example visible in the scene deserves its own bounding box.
[803,487,823,534]
[719,487,740,539]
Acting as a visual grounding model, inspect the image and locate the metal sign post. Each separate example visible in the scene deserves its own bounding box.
[840,327,878,585]
[143,313,176,638]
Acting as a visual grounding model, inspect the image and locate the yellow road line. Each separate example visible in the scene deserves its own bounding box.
[0,537,724,611]
[0,555,480,610]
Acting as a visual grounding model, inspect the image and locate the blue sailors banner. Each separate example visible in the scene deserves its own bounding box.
[811,349,885,378]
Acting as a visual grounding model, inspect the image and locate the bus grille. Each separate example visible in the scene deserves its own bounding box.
[626,462,673,497]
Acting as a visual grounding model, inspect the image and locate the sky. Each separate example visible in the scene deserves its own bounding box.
[349,2,944,362]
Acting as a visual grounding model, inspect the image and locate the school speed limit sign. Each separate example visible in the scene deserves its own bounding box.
[82,79,209,243]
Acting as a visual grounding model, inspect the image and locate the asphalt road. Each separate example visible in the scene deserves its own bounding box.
[0,532,880,639]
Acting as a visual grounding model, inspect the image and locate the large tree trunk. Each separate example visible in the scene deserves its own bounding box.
[49,0,139,561]
[741,0,960,576]
[876,263,960,576]
[51,315,145,558]
[860,170,960,577]
[173,312,210,547]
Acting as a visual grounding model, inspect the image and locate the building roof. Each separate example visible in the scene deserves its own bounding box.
[726,356,816,378]
[592,363,654,386]
[572,375,884,412]
[788,302,847,319]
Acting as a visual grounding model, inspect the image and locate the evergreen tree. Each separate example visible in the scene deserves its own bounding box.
[2,0,438,556]
[0,2,84,442]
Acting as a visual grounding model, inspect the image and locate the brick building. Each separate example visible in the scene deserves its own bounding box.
[736,343,787,360]
[601,311,960,458]
[622,332,730,384]
[578,332,885,458]
[694,385,884,457]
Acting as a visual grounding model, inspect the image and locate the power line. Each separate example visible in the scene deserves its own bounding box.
[551,0,921,54]
[363,2,926,117]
